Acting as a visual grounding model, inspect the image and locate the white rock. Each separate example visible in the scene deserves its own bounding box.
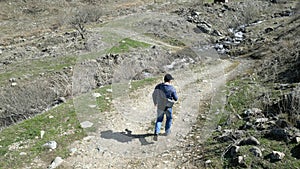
[11,82,17,87]
[49,115,54,119]
[48,157,63,169]
[58,97,66,103]
[88,105,97,108]
[43,141,57,150]
[92,93,102,98]
[40,130,45,139]
[9,78,16,82]
[255,118,269,123]
[69,148,77,155]
[271,151,285,160]
[237,156,244,164]
[205,160,212,164]
[106,89,113,93]
[20,152,27,156]
[80,121,93,128]
[250,146,262,157]
[234,31,243,39]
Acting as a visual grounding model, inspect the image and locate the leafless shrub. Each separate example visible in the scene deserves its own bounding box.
[0,72,72,129]
[224,1,270,30]
[68,6,103,39]
[0,81,56,128]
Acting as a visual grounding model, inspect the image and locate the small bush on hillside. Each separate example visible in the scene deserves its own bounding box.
[67,6,103,39]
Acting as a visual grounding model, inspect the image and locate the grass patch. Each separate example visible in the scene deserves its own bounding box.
[108,38,151,54]
[0,75,161,168]
[225,79,259,114]
[225,60,240,74]
[95,85,113,112]
[0,55,76,85]
[0,100,85,168]
[130,77,158,91]
[144,33,186,47]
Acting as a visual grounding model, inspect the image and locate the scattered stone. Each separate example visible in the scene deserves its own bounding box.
[80,121,94,128]
[49,115,54,119]
[92,93,102,98]
[48,157,63,169]
[40,130,45,139]
[291,136,300,143]
[19,152,27,156]
[11,82,17,87]
[238,136,260,146]
[217,135,234,143]
[291,144,300,159]
[83,135,95,141]
[230,145,240,157]
[69,148,77,155]
[234,31,244,41]
[57,97,66,103]
[197,22,212,34]
[88,105,97,108]
[244,108,262,117]
[43,141,57,150]
[265,27,274,33]
[237,156,244,164]
[106,88,113,93]
[249,146,262,157]
[205,159,212,165]
[9,78,16,82]
[255,118,269,123]
[267,128,289,141]
[270,151,285,161]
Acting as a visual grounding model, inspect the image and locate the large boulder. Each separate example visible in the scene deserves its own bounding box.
[238,136,260,146]
[249,146,262,157]
[270,151,285,161]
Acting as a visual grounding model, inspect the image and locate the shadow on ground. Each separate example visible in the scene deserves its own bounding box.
[100,129,155,145]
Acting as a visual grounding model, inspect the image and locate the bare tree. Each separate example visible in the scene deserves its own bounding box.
[68,6,103,39]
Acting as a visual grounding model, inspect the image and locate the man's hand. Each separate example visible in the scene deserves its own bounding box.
[153,104,157,113]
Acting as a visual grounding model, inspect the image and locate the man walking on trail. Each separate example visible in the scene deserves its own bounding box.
[152,73,178,141]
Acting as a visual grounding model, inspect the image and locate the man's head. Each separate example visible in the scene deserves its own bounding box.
[164,73,174,83]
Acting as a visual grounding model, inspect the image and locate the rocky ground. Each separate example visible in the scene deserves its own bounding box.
[0,0,299,168]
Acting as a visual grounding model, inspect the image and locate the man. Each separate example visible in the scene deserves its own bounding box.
[152,73,178,141]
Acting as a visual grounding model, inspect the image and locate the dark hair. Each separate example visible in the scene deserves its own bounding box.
[164,74,174,82]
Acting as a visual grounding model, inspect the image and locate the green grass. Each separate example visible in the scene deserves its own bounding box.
[130,77,158,91]
[225,79,259,114]
[95,85,113,112]
[144,33,186,47]
[0,75,160,168]
[108,38,151,54]
[0,55,76,85]
[0,100,85,168]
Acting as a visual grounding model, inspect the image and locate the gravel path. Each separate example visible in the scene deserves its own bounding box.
[64,57,242,168]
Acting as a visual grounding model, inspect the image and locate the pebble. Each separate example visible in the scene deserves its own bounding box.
[20,152,27,156]
[43,141,57,150]
[92,93,102,98]
[48,157,63,169]
[80,121,94,128]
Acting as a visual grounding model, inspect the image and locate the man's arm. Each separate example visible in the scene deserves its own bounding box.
[172,87,178,101]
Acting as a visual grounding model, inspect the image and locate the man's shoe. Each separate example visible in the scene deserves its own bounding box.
[165,130,171,136]
[153,134,158,141]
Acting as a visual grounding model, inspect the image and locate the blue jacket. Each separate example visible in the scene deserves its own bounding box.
[152,83,178,110]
